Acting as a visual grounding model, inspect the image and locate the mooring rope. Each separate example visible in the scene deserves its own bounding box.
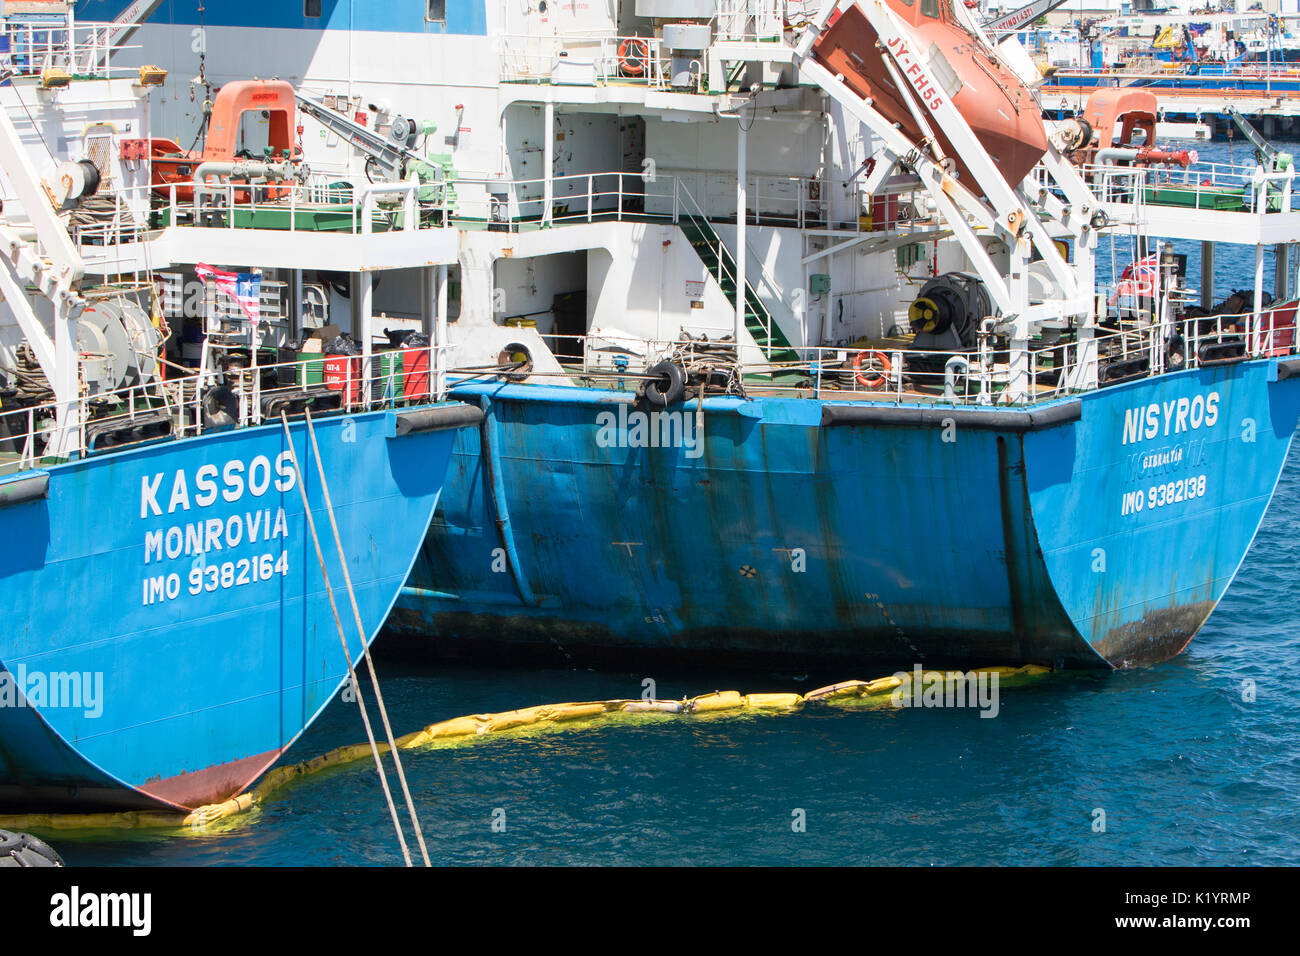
[0,666,1049,836]
[278,411,413,867]
[303,407,431,867]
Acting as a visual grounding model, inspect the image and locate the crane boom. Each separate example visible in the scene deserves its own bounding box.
[1226,105,1293,171]
[293,92,425,181]
[101,0,168,50]
[985,0,1073,39]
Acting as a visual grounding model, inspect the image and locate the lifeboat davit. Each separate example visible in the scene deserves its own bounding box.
[812,1,1047,196]
[149,79,300,202]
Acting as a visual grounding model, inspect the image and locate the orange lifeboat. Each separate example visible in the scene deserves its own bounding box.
[811,0,1047,196]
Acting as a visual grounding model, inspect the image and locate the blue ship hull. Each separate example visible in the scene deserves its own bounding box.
[1040,70,1300,95]
[389,358,1300,669]
[0,407,468,812]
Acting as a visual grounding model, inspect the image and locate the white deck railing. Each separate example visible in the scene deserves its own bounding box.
[1,19,142,81]
[496,33,669,89]
[0,345,454,474]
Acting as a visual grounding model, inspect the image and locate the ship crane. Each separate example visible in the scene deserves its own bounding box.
[984,0,1074,40]
[293,91,432,184]
[1226,105,1294,173]
[101,0,168,50]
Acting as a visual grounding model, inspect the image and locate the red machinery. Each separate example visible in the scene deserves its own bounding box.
[149,80,301,201]
[1071,89,1196,166]
[1075,88,1158,163]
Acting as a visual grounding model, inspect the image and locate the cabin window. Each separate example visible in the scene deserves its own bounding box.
[426,0,446,22]
[921,0,940,17]
[898,0,913,5]
[303,0,322,17]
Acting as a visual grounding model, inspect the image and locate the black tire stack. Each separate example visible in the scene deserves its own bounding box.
[0,829,65,867]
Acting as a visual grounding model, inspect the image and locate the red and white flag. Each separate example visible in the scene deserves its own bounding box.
[195,263,261,322]
[1119,253,1160,296]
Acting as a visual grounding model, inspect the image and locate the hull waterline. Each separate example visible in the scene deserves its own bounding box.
[389,359,1300,670]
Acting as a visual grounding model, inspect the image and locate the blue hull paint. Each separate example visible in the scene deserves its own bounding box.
[0,409,459,812]
[73,1,489,36]
[389,359,1300,669]
[1040,73,1300,95]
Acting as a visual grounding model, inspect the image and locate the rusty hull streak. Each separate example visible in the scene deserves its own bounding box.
[1094,599,1217,668]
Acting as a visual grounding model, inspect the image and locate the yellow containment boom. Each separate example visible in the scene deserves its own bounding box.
[0,665,1050,834]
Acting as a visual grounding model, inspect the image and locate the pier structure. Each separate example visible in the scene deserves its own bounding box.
[1043,85,1300,140]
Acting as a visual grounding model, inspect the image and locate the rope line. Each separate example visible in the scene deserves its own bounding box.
[303,407,430,867]
[278,411,413,867]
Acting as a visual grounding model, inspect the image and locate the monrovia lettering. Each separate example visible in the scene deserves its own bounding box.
[144,508,290,563]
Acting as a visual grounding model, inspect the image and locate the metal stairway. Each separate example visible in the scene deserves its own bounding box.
[678,212,800,365]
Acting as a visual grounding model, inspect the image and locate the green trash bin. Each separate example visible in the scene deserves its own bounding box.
[373,349,404,401]
[296,352,326,386]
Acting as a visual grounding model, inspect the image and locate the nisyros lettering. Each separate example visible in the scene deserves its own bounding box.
[1121,391,1220,446]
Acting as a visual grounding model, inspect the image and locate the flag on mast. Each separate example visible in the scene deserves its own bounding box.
[195,263,261,322]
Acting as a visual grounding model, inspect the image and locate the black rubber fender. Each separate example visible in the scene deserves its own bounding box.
[0,829,65,867]
[201,385,238,430]
[643,360,686,408]
[1165,332,1187,371]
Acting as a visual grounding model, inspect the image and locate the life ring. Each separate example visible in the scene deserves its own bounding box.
[618,38,650,77]
[852,350,891,390]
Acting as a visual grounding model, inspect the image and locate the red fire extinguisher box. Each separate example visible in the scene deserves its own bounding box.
[402,348,430,401]
[323,355,361,404]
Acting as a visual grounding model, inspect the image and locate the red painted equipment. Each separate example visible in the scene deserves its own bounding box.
[149,80,300,201]
[811,1,1048,197]
[402,348,431,400]
[1075,88,1158,162]
[1135,147,1197,167]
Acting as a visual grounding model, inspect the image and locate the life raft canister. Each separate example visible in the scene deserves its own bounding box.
[852,350,891,390]
[618,38,650,77]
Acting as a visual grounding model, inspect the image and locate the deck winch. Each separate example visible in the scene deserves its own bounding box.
[76,298,163,396]
[907,273,991,353]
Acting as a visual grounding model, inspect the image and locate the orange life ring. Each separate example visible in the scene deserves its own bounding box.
[853,350,891,390]
[618,38,649,77]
